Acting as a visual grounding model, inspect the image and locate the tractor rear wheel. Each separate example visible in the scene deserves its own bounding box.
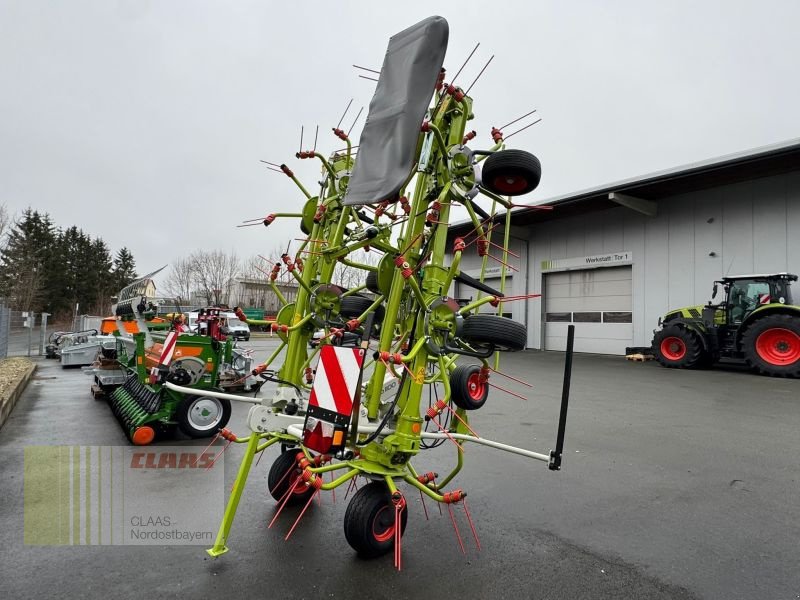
[741,314,800,377]
[344,482,407,558]
[267,451,315,505]
[652,325,706,369]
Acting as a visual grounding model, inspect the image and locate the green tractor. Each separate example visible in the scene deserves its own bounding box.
[652,273,800,377]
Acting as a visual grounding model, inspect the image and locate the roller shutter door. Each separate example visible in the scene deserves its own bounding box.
[544,266,633,354]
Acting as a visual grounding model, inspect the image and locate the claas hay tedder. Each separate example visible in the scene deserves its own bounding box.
[166,16,575,567]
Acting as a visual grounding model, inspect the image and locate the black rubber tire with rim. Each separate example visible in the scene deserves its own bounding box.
[740,314,800,377]
[450,364,489,410]
[340,295,385,322]
[175,395,231,438]
[343,481,408,558]
[651,325,706,369]
[459,314,527,352]
[481,149,542,196]
[267,451,316,505]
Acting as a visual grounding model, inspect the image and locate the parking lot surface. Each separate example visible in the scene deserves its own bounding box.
[1,344,798,600]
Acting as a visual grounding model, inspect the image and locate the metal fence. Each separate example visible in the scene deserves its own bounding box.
[0,308,51,358]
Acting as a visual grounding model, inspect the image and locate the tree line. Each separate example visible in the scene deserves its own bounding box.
[0,206,138,317]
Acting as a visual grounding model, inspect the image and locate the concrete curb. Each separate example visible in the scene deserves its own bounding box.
[0,360,37,430]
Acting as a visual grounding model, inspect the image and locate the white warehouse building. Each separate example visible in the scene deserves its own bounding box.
[449,138,800,355]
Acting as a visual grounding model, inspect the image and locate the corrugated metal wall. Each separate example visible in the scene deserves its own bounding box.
[525,170,800,349]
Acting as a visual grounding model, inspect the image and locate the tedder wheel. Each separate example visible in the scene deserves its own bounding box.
[366,270,381,294]
[481,149,542,196]
[267,451,315,505]
[740,314,800,377]
[652,325,706,369]
[175,395,231,438]
[450,364,489,410]
[460,314,527,351]
[340,295,385,323]
[344,482,408,558]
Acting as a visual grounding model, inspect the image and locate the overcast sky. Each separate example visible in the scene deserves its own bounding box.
[2,1,799,285]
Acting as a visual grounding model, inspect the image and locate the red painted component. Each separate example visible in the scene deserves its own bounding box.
[492,174,528,194]
[219,428,237,442]
[479,366,490,383]
[332,127,349,141]
[399,196,411,215]
[270,263,281,281]
[295,150,315,159]
[489,296,500,307]
[394,255,413,279]
[280,164,294,177]
[442,489,465,504]
[660,336,687,361]
[453,237,466,252]
[417,471,438,484]
[262,213,276,226]
[313,204,327,223]
[491,127,504,142]
[392,492,406,570]
[755,328,800,365]
[476,238,489,257]
[462,130,477,144]
[271,323,289,333]
[435,68,446,91]
[421,121,431,132]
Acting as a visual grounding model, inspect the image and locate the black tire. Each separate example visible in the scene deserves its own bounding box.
[340,295,385,322]
[450,364,489,410]
[343,482,408,558]
[175,395,231,438]
[740,314,800,377]
[267,451,315,505]
[481,149,542,196]
[460,314,527,352]
[366,271,381,294]
[651,325,705,369]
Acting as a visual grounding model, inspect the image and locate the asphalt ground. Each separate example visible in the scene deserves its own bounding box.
[1,338,798,600]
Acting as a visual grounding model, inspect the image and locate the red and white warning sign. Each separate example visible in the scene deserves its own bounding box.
[159,331,179,365]
[759,293,771,305]
[303,345,363,453]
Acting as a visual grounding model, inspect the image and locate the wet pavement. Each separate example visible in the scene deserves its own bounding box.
[1,344,798,600]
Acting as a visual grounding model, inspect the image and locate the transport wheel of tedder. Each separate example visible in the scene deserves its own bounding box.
[267,451,315,505]
[651,325,705,369]
[340,295,385,325]
[741,314,800,377]
[481,149,542,196]
[176,395,232,438]
[366,270,381,294]
[460,314,527,351]
[450,364,489,410]
[344,482,408,558]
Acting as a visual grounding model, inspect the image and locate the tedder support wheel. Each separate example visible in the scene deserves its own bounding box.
[365,270,381,294]
[450,364,489,410]
[340,295,385,322]
[267,451,315,505]
[741,314,800,377]
[652,325,706,369]
[344,481,408,558]
[175,395,231,438]
[460,314,527,352]
[481,149,542,196]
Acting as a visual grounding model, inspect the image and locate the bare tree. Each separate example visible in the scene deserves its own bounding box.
[190,249,240,306]
[162,256,196,304]
[331,249,381,290]
[0,203,10,250]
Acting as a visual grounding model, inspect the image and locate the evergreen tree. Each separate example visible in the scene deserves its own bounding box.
[0,208,57,311]
[111,247,137,292]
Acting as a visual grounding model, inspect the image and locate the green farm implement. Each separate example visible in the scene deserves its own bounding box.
[167,16,574,566]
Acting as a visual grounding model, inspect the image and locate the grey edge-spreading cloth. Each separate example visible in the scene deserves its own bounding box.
[343,16,449,206]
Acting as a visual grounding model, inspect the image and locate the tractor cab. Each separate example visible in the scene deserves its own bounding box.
[710,273,796,325]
